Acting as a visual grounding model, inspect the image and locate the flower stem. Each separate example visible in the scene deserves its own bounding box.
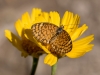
[51,63,57,75]
[30,57,39,75]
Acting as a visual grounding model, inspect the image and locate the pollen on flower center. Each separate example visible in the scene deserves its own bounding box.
[21,39,44,56]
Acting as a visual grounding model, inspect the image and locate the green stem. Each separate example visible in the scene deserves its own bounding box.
[30,57,39,75]
[51,63,57,75]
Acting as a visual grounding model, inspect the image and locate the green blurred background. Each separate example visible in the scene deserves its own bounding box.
[0,0,100,75]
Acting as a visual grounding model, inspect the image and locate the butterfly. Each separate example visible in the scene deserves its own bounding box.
[31,22,72,57]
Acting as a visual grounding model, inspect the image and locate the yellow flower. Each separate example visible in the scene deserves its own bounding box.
[48,11,94,66]
[26,10,94,66]
[5,8,47,58]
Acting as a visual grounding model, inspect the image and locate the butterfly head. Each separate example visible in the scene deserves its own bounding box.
[56,25,64,34]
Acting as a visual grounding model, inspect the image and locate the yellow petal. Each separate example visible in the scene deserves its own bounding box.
[66,44,94,58]
[24,16,46,30]
[66,51,86,58]
[61,11,73,30]
[24,12,49,29]
[42,12,49,22]
[61,11,69,26]
[31,8,42,23]
[5,30,26,52]
[5,30,21,47]
[22,12,31,29]
[71,44,94,52]
[32,16,47,25]
[73,35,94,47]
[44,54,57,66]
[15,19,24,37]
[24,29,50,53]
[49,11,60,26]
[51,56,58,66]
[65,15,80,33]
[45,54,53,66]
[71,24,88,41]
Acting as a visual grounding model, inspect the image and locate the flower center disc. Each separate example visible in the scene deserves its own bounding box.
[22,40,44,57]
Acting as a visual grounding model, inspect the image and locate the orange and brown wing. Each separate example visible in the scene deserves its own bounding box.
[31,22,58,45]
[49,30,72,57]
